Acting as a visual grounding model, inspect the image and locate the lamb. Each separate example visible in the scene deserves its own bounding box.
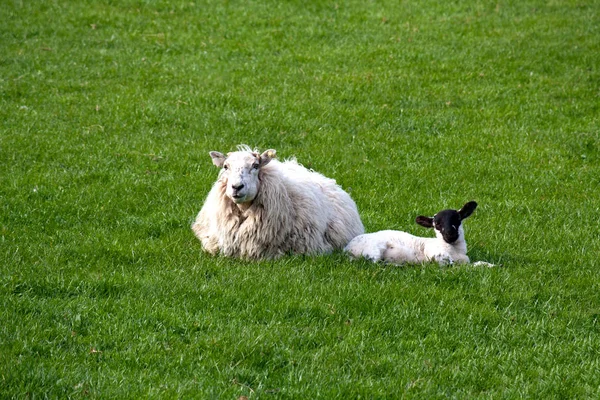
[192,145,365,259]
[344,201,494,266]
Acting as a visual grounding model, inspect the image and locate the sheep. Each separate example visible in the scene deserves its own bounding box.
[192,145,365,259]
[344,201,494,266]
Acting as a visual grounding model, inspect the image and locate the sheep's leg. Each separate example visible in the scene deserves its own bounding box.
[359,243,386,262]
[382,243,418,265]
[345,236,384,262]
[345,241,386,262]
[430,254,454,266]
[192,222,219,254]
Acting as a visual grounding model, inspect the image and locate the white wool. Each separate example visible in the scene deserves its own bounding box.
[192,148,364,259]
[345,228,469,266]
[345,202,494,266]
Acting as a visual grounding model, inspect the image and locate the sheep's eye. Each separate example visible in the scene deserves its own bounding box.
[252,163,260,170]
[223,164,229,170]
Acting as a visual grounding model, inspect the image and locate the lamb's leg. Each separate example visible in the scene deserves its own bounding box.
[345,240,386,262]
[472,261,496,267]
[382,243,419,265]
[363,243,387,262]
[430,253,454,266]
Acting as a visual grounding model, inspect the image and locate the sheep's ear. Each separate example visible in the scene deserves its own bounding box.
[416,216,434,228]
[458,201,478,220]
[209,151,226,168]
[259,149,276,167]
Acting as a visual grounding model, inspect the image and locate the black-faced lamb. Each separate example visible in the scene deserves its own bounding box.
[344,201,494,266]
[192,145,365,259]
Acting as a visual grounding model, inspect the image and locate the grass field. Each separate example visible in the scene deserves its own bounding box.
[2,0,599,397]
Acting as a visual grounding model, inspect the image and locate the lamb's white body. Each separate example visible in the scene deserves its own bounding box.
[192,147,364,259]
[345,201,494,267]
[344,227,469,266]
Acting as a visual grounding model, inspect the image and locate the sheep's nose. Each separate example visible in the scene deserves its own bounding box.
[445,233,459,243]
[231,183,244,191]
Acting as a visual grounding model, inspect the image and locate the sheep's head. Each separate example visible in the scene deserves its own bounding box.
[209,146,276,204]
[415,201,477,244]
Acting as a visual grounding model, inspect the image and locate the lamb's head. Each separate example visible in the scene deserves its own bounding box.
[209,146,276,204]
[415,201,477,244]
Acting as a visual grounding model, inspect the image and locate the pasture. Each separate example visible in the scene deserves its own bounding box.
[1,0,599,397]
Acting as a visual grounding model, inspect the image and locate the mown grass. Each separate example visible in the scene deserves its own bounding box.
[1,0,599,398]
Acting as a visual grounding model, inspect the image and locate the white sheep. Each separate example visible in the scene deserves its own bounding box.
[192,145,365,259]
[344,201,494,266]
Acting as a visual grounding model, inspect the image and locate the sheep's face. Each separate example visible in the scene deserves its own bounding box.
[431,210,463,243]
[415,201,478,244]
[210,148,276,205]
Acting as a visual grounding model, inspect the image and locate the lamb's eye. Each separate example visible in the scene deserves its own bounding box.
[252,163,260,170]
[223,164,229,170]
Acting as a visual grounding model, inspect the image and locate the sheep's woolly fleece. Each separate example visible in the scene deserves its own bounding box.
[192,145,364,259]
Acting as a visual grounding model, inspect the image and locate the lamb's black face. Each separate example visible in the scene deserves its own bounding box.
[433,210,462,244]
[415,201,478,244]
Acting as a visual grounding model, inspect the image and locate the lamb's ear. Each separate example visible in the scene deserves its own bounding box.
[458,201,478,220]
[209,151,226,168]
[416,216,434,228]
[259,149,276,167]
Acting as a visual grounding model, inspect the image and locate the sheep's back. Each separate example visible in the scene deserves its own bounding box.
[277,160,364,246]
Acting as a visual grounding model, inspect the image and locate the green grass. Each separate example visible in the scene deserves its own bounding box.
[2,0,600,397]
